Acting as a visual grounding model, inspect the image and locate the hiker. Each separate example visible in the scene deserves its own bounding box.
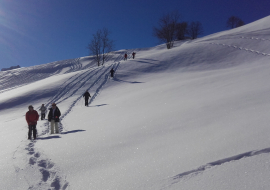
[39,104,46,120]
[124,53,127,60]
[110,68,115,78]
[132,52,136,59]
[48,103,61,134]
[83,91,91,106]
[25,105,39,140]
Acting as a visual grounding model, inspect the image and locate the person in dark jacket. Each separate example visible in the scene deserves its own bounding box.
[110,68,115,78]
[83,91,91,106]
[124,53,127,60]
[25,105,39,140]
[132,52,136,59]
[48,103,61,134]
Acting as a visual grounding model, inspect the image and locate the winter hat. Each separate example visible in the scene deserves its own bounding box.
[28,105,33,108]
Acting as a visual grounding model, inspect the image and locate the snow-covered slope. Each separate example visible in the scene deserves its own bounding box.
[1,16,270,190]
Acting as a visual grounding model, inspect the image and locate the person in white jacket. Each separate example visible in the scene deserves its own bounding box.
[39,104,46,120]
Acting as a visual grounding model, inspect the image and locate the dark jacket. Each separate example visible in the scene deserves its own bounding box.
[48,106,61,122]
[83,92,91,99]
[110,69,115,77]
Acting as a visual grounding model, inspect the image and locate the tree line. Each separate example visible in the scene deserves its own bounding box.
[88,12,245,65]
[226,16,245,29]
[153,11,204,49]
[153,11,245,49]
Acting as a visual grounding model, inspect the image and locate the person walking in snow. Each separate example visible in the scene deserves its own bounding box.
[124,53,127,61]
[25,105,39,140]
[132,52,136,59]
[110,68,115,78]
[83,91,91,106]
[39,104,46,120]
[48,103,61,134]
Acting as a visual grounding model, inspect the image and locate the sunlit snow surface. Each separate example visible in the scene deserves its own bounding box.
[1,16,270,189]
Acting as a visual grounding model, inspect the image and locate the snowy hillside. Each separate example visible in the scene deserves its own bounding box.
[1,15,270,189]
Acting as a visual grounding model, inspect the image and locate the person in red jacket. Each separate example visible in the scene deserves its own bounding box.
[25,105,39,140]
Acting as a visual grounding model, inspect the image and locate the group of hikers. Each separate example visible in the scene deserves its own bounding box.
[26,90,93,140]
[25,103,61,140]
[124,52,136,61]
[110,51,137,77]
[25,51,137,140]
[26,91,92,140]
[109,51,136,77]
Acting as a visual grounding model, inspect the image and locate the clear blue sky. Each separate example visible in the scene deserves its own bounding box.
[0,0,269,69]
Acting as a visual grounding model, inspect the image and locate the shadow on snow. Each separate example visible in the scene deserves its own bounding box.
[89,104,108,107]
[113,78,144,84]
[38,130,86,140]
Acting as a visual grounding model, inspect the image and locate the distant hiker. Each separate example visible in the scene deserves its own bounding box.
[48,103,61,134]
[39,104,46,120]
[83,91,91,106]
[132,52,136,59]
[124,53,127,60]
[25,105,39,140]
[110,68,115,78]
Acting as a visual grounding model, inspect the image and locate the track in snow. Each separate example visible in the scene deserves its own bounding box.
[12,61,121,190]
[161,147,270,189]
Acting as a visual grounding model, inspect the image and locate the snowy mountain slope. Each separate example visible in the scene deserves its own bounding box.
[1,16,270,189]
[0,47,140,94]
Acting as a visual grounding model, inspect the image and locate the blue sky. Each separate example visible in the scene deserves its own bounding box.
[0,0,269,69]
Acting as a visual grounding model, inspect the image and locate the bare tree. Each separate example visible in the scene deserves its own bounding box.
[226,16,245,29]
[188,21,203,39]
[100,28,114,65]
[175,22,188,40]
[153,11,180,49]
[88,30,102,66]
[88,28,114,66]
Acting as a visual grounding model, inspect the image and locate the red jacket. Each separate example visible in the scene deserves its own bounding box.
[26,110,39,125]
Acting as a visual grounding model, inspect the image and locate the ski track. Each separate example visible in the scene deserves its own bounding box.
[59,63,116,122]
[0,58,77,93]
[12,60,121,189]
[45,67,100,107]
[161,147,270,189]
[0,49,138,94]
[88,62,121,105]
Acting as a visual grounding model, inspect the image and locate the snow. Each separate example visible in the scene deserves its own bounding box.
[1,15,270,189]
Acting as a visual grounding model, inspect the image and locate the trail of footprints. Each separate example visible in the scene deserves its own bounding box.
[13,65,115,189]
[11,54,132,189]
[209,35,270,56]
[14,141,69,190]
[240,36,270,41]
[210,42,270,56]
[13,64,117,189]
